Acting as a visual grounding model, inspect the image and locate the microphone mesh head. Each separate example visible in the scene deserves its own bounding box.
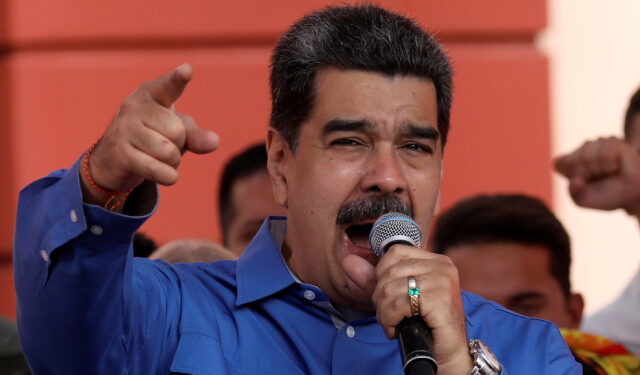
[368,212,422,258]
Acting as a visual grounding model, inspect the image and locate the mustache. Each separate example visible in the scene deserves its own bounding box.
[336,196,413,225]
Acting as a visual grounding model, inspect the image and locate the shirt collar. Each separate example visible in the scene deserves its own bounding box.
[235,216,295,305]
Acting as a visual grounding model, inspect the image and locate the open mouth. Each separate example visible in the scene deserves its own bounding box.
[345,223,373,248]
[344,222,378,264]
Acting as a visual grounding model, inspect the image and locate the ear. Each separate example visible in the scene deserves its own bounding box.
[266,127,291,207]
[434,191,442,216]
[566,293,585,329]
[433,164,444,216]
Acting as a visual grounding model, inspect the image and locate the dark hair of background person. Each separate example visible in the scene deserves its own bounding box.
[132,232,158,258]
[624,86,640,139]
[269,4,453,153]
[0,317,31,375]
[432,194,572,297]
[218,143,268,246]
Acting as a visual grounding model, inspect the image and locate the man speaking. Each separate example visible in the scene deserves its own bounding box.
[14,5,580,374]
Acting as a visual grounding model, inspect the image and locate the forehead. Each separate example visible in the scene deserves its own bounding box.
[447,242,557,292]
[231,172,280,217]
[308,68,438,134]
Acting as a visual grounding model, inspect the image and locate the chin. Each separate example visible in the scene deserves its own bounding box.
[339,279,376,312]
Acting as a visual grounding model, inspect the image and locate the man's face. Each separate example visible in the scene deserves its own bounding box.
[268,68,443,310]
[226,170,286,256]
[446,242,583,328]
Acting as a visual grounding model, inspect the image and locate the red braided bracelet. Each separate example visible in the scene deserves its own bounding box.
[82,141,133,210]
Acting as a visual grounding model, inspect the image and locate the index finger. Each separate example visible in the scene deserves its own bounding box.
[375,244,432,280]
[147,63,193,107]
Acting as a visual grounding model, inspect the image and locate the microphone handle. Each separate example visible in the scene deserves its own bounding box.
[397,315,437,375]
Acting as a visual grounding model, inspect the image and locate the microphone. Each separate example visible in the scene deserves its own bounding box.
[369,212,437,375]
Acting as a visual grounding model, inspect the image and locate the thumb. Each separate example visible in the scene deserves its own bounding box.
[553,154,572,177]
[342,254,377,295]
[568,175,586,200]
[177,113,220,155]
[147,63,193,108]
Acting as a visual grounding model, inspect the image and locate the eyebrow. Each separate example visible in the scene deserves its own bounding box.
[402,124,440,142]
[322,119,374,136]
[322,119,440,141]
[507,292,548,305]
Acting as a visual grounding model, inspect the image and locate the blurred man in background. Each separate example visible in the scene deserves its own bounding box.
[218,142,286,255]
[433,194,640,374]
[0,317,30,375]
[148,143,284,263]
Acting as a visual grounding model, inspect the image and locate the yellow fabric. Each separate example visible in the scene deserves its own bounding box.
[561,329,640,375]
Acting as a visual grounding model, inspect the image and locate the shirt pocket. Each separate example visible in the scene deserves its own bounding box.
[170,333,229,375]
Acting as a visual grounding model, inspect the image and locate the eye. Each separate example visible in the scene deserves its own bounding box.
[512,302,544,316]
[403,142,433,154]
[330,138,363,147]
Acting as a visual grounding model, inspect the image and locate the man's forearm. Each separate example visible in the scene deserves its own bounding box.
[13,159,156,373]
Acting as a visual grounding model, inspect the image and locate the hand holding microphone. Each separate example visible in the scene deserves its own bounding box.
[369,213,436,375]
[369,213,473,375]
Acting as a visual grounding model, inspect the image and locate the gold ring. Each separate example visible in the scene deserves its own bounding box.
[408,276,420,316]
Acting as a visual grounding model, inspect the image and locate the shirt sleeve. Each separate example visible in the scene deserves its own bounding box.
[546,326,583,375]
[13,156,182,374]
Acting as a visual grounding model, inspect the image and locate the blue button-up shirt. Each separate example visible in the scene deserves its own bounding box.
[14,159,581,374]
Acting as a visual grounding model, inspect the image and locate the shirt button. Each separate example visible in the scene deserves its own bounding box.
[90,225,104,235]
[303,290,316,300]
[69,209,78,223]
[346,326,355,338]
[40,250,49,262]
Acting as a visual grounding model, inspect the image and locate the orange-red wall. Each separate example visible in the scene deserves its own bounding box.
[0,0,549,319]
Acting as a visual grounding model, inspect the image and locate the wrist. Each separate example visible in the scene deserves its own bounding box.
[80,143,131,211]
[437,345,474,375]
[467,339,503,374]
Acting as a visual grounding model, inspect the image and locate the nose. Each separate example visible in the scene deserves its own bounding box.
[360,146,407,195]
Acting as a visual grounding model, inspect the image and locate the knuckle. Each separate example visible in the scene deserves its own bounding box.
[138,80,153,91]
[379,281,394,299]
[167,122,187,144]
[434,287,452,303]
[385,265,402,280]
[140,161,156,180]
[579,150,593,164]
[371,289,380,305]
[444,261,460,280]
[118,97,137,113]
[180,114,195,124]
[436,252,454,265]
[392,295,407,311]
[167,148,182,168]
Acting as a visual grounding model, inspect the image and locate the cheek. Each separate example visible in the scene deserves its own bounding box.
[294,159,361,207]
[409,171,442,208]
